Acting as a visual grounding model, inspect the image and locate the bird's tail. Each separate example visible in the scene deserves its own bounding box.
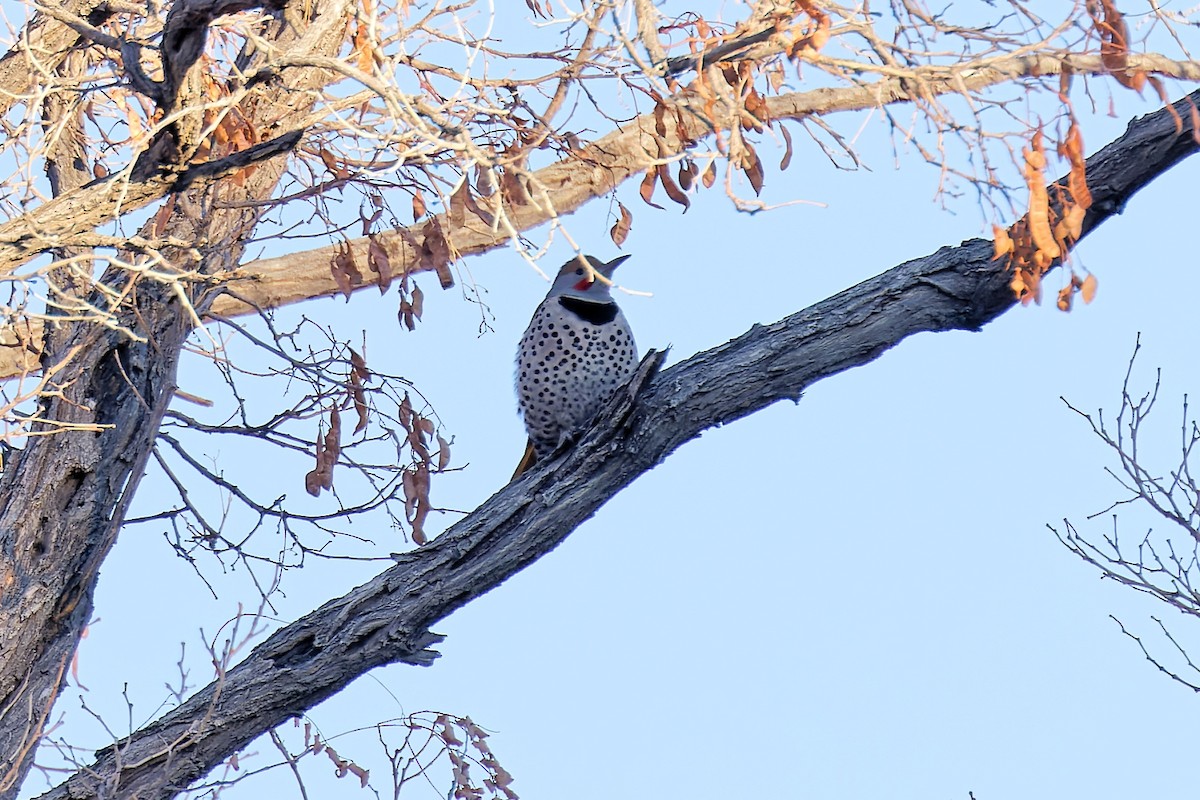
[510,439,537,481]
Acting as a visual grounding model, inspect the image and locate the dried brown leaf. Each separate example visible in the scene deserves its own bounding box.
[639,167,664,209]
[657,164,690,211]
[743,144,764,196]
[420,219,455,288]
[610,202,632,246]
[331,240,362,300]
[410,284,425,320]
[678,161,695,191]
[992,225,1013,261]
[1056,284,1073,312]
[367,234,392,293]
[1080,273,1098,304]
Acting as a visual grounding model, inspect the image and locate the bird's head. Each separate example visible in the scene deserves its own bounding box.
[549,254,631,301]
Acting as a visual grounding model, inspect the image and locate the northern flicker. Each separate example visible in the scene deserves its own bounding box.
[513,254,637,478]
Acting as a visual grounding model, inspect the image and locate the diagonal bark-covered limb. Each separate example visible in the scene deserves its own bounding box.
[34,86,1200,800]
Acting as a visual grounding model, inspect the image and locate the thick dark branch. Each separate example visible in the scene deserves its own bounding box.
[37,90,1200,800]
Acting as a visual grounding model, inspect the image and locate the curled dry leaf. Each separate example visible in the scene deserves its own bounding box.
[438,714,464,746]
[742,89,768,132]
[398,299,416,330]
[742,143,765,196]
[419,218,455,288]
[992,225,1013,260]
[610,202,632,246]
[436,434,451,470]
[701,159,716,189]
[1023,136,1060,261]
[639,166,664,210]
[331,239,362,300]
[318,147,346,178]
[399,394,413,431]
[350,380,368,435]
[678,160,695,191]
[1056,284,1073,312]
[1080,273,1098,304]
[780,124,794,171]
[657,164,690,211]
[367,233,393,293]
[412,189,427,220]
[348,763,369,789]
[410,284,424,319]
[304,407,342,495]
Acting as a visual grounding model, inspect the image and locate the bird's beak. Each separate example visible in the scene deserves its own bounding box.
[601,254,632,277]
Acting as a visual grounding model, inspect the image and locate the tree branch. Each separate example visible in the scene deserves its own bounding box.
[36,85,1200,800]
[4,51,1196,381]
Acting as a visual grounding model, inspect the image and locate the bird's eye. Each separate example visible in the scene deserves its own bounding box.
[575,268,584,276]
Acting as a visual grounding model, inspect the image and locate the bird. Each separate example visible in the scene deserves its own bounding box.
[512,253,637,479]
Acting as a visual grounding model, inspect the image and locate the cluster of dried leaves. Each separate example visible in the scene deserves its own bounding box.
[995,2,1200,310]
[994,123,1097,311]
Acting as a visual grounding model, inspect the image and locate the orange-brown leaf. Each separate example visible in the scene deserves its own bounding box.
[657,164,690,210]
[992,225,1013,261]
[1080,273,1098,304]
[639,167,664,209]
[743,144,764,196]
[412,190,427,221]
[1056,285,1073,312]
[318,148,341,177]
[610,202,632,246]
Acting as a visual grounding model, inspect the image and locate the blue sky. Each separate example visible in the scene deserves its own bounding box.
[22,16,1200,800]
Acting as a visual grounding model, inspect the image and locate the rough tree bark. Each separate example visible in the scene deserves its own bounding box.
[28,88,1200,800]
